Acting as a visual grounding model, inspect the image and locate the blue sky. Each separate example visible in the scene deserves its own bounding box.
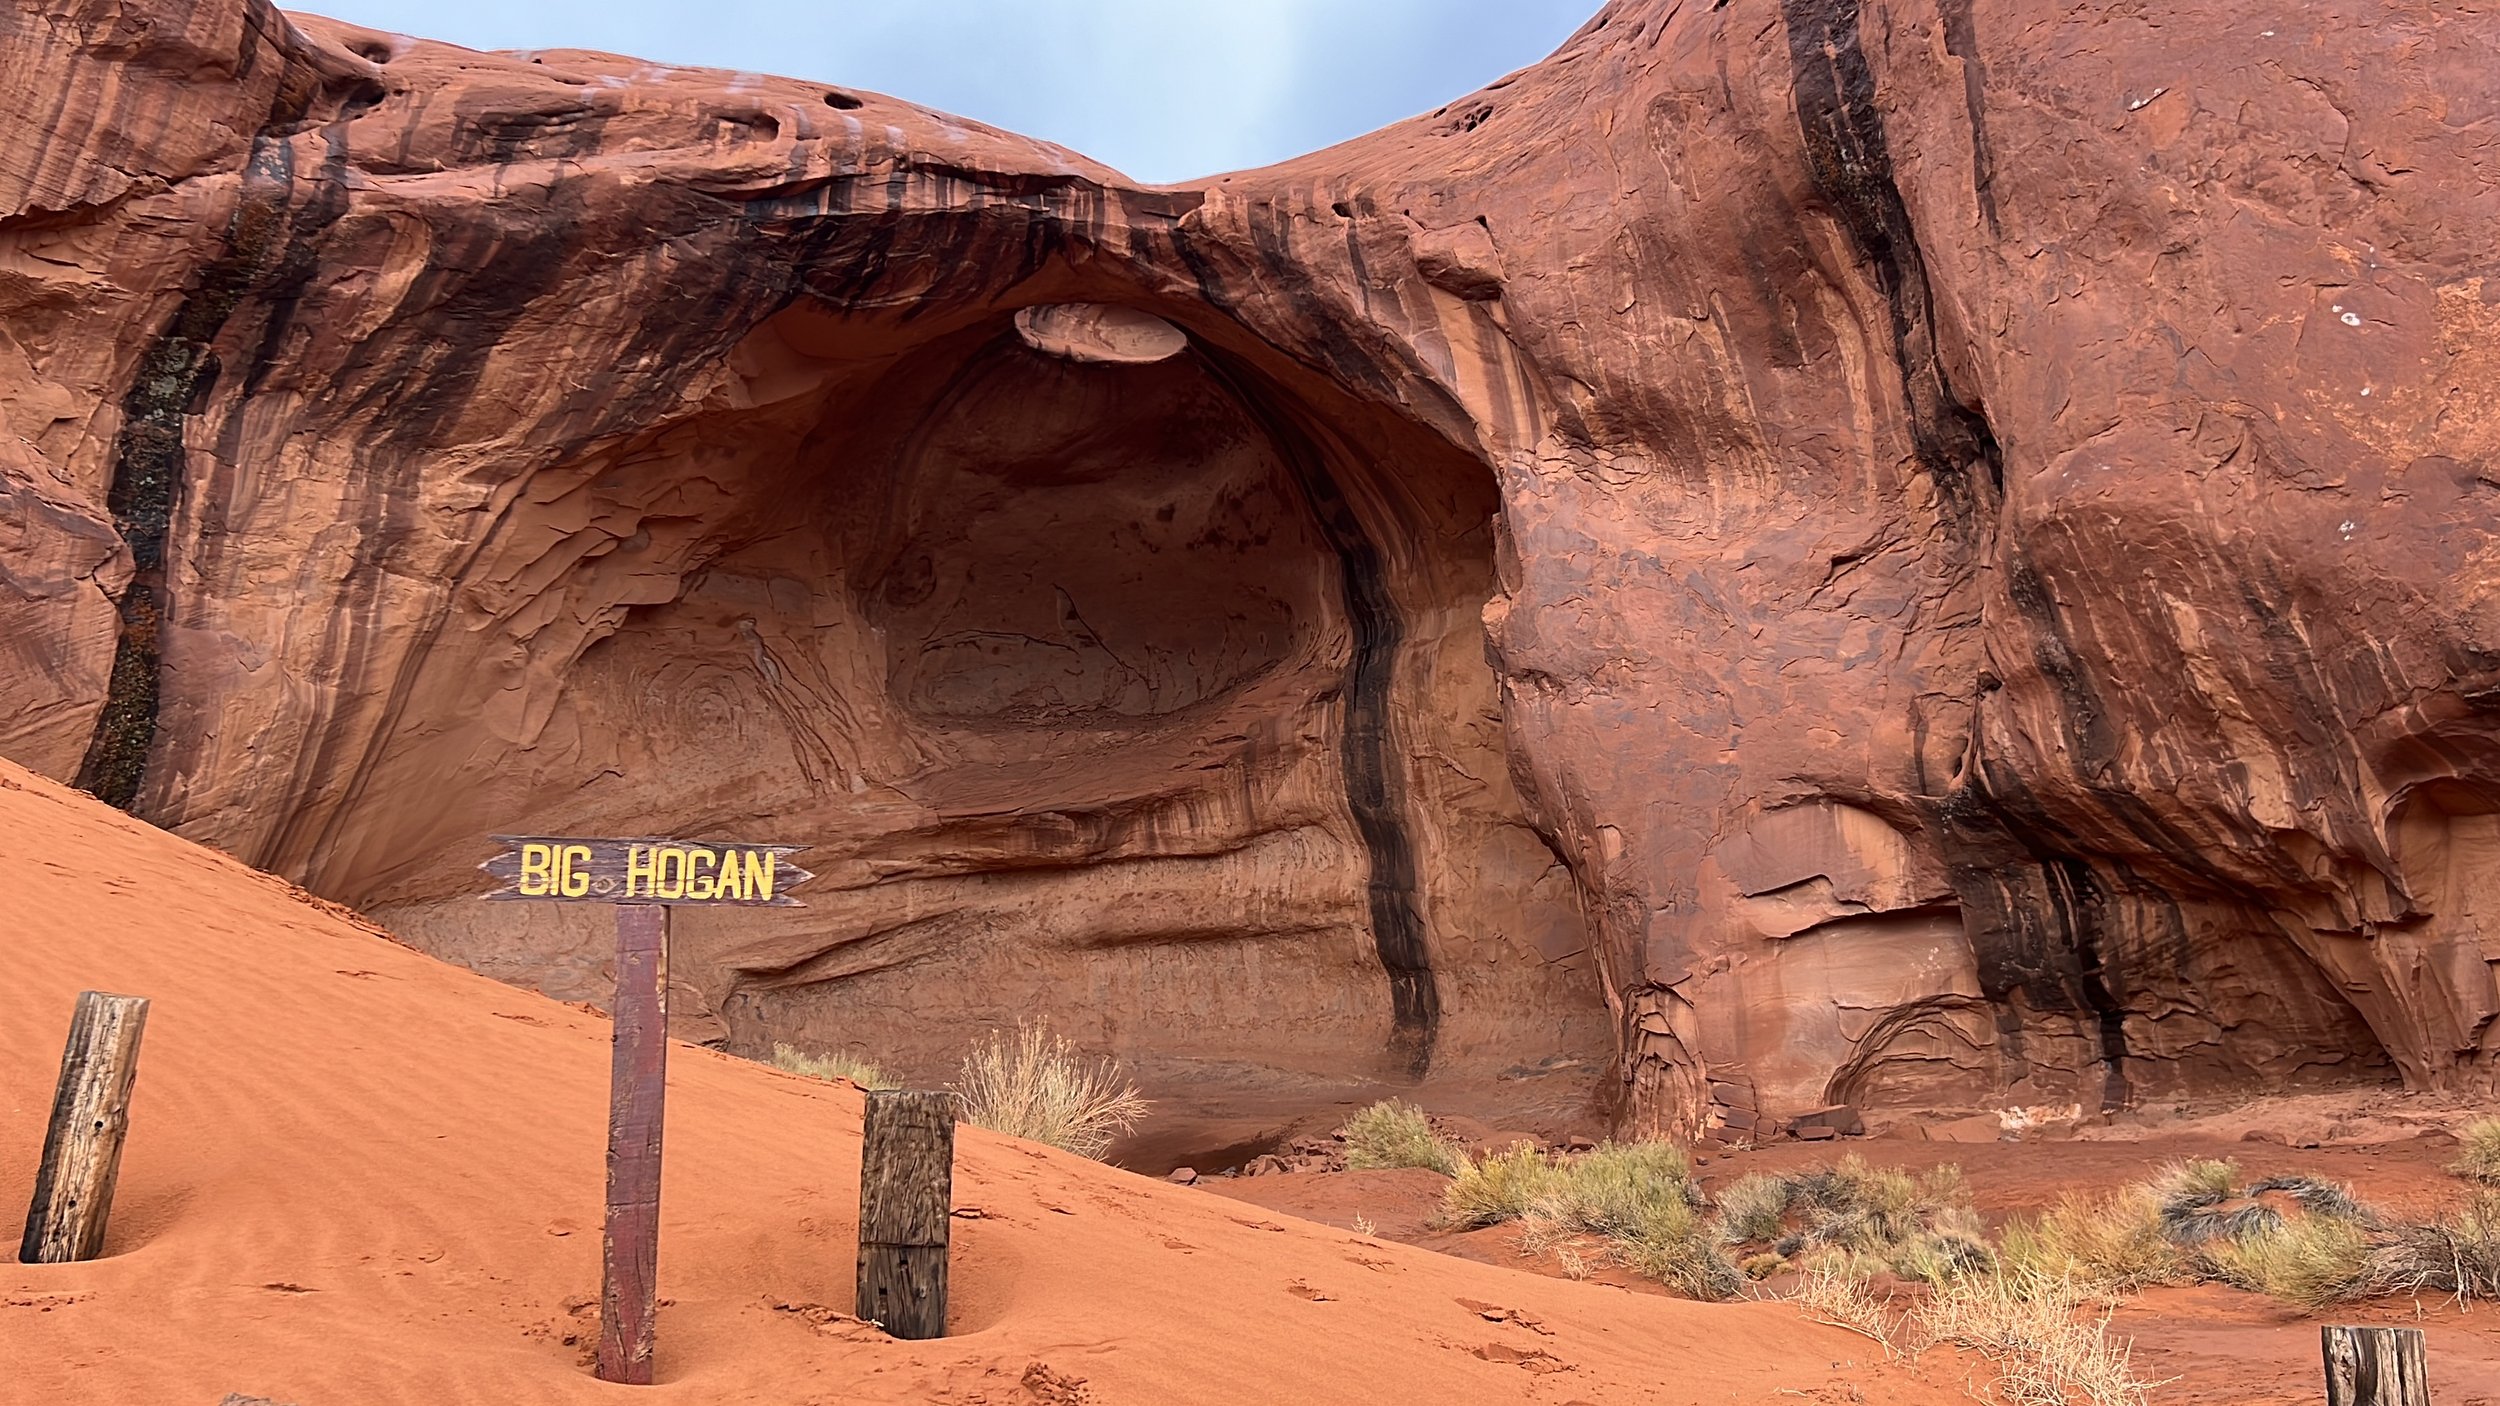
[301,1,1597,184]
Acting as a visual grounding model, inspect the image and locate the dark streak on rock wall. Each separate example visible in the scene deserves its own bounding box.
[74,21,328,806]
[1213,357,1443,1076]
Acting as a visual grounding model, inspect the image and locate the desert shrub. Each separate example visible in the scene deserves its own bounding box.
[2010,1156,2500,1310]
[1340,1100,1460,1174]
[2144,1157,2368,1245]
[1507,1140,1740,1300]
[2132,1157,2385,1305]
[1714,1172,1791,1244]
[1794,1260,1899,1349]
[2000,1186,2185,1294]
[2031,1155,2500,1310]
[1890,1217,1997,1286]
[2360,1190,2500,1305]
[1719,1156,1988,1285]
[954,1022,1147,1160]
[1532,1140,1703,1236]
[2203,1180,2500,1308]
[2145,1158,2248,1244]
[769,1042,893,1089]
[2208,1212,2376,1307]
[1614,1193,1747,1301]
[1443,1141,1556,1227]
[1915,1270,2156,1406]
[2454,1117,2500,1186]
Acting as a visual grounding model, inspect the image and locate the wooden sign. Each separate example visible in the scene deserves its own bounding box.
[480,832,809,1385]
[478,836,813,906]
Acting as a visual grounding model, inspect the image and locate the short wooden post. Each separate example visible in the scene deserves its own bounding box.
[21,992,150,1264]
[856,1089,956,1339]
[2322,1325,2431,1406]
[596,905,669,1385]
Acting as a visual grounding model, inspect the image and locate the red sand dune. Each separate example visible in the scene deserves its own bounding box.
[0,757,1961,1404]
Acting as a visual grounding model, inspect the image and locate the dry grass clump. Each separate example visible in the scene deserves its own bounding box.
[2351,1190,2500,1306]
[1999,1185,2185,1294]
[954,1022,1147,1160]
[1614,1196,1745,1301]
[1341,1100,1461,1174]
[2141,1158,2379,1305]
[2151,1158,2372,1245]
[1757,1150,2490,1401]
[2207,1211,2376,1306]
[1782,1256,2156,1403]
[2453,1117,2500,1186]
[768,1042,893,1089]
[2001,1158,2377,1297]
[1528,1140,1704,1235]
[2206,1181,2500,1308]
[2004,1155,2500,1310]
[1446,1139,1739,1300]
[1916,1270,2157,1406]
[1792,1260,1899,1348]
[1718,1156,1989,1285]
[1443,1141,1556,1226]
[1521,1141,1739,1301]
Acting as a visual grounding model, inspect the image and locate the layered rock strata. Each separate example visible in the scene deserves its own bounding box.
[3,0,2495,1137]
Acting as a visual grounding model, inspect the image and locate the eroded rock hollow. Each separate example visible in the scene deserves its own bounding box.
[5,0,2496,1142]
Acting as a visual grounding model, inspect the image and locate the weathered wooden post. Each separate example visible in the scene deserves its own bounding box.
[855,1089,956,1339]
[21,991,150,1264]
[480,835,811,1384]
[597,902,668,1384]
[2322,1325,2431,1406]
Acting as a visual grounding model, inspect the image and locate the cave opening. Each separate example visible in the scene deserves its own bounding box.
[362,296,1613,1163]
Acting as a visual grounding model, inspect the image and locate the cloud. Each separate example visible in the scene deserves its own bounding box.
[297,0,1594,182]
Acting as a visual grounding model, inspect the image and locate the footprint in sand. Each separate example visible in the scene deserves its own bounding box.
[1457,1298,1552,1334]
[1467,1341,1573,1374]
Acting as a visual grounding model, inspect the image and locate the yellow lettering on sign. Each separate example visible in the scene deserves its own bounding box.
[714,849,746,901]
[519,842,555,896]
[747,849,775,902]
[561,844,592,898]
[626,844,658,898]
[686,848,716,900]
[655,847,686,900]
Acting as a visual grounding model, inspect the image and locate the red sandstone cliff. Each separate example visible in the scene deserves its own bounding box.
[3,0,2494,1140]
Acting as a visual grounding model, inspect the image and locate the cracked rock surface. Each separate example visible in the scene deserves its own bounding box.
[3,0,2495,1138]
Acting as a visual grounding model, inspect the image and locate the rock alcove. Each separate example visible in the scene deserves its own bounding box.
[320,294,1608,1143]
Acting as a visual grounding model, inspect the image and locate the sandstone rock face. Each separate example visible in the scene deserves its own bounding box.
[4,0,2496,1138]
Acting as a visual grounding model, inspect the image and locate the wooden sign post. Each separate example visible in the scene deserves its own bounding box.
[481,836,811,1385]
